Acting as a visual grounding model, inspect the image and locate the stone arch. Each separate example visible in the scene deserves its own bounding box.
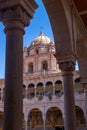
[45,81,53,96]
[28,108,43,129]
[28,83,35,99]
[36,82,44,97]
[42,0,74,60]
[46,107,64,129]
[75,106,86,127]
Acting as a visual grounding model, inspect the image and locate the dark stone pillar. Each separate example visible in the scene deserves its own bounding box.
[0,1,38,130]
[82,84,87,124]
[4,20,24,130]
[59,61,76,130]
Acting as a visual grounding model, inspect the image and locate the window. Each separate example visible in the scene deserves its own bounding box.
[36,49,39,54]
[42,61,48,71]
[28,63,33,73]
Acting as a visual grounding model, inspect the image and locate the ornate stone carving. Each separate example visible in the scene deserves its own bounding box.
[0,0,38,25]
[59,61,75,72]
[0,6,30,26]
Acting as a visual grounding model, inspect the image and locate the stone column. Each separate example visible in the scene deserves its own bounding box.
[53,83,56,99]
[35,86,37,98]
[25,116,28,130]
[4,16,24,130]
[76,37,87,125]
[53,83,55,96]
[43,118,46,130]
[82,83,87,124]
[59,61,76,130]
[26,86,28,99]
[43,108,46,130]
[43,84,45,96]
[0,2,37,130]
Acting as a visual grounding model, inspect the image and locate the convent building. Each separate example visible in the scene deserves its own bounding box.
[0,32,86,130]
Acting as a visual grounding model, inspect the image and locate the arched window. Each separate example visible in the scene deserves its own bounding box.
[75,106,86,126]
[46,107,64,128]
[55,80,63,96]
[28,63,33,73]
[45,81,53,96]
[28,109,43,128]
[42,61,48,71]
[28,84,35,98]
[36,82,44,96]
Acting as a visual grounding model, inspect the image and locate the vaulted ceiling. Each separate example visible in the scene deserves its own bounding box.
[73,0,87,31]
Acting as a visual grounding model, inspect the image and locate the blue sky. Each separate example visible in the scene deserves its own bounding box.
[0,0,79,78]
[0,0,54,78]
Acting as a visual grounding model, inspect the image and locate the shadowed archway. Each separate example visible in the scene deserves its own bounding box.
[46,107,64,130]
[28,108,43,130]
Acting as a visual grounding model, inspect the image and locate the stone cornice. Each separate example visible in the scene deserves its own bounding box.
[0,70,79,84]
[23,72,63,81]
[24,52,55,59]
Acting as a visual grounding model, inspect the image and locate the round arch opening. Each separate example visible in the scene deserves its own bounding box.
[46,107,64,129]
[28,108,43,129]
[75,106,86,127]
[28,84,35,99]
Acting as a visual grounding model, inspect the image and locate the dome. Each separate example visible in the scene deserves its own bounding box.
[30,32,53,46]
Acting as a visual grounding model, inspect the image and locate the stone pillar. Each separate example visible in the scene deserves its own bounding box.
[26,86,28,99]
[35,86,37,98]
[43,108,46,130]
[25,116,28,130]
[59,61,76,130]
[4,17,24,130]
[53,83,56,99]
[43,118,46,130]
[53,83,55,96]
[0,2,37,130]
[43,84,45,96]
[82,83,87,124]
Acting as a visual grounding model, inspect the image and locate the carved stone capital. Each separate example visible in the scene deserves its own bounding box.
[0,6,31,26]
[0,0,38,26]
[56,51,76,63]
[59,61,75,72]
